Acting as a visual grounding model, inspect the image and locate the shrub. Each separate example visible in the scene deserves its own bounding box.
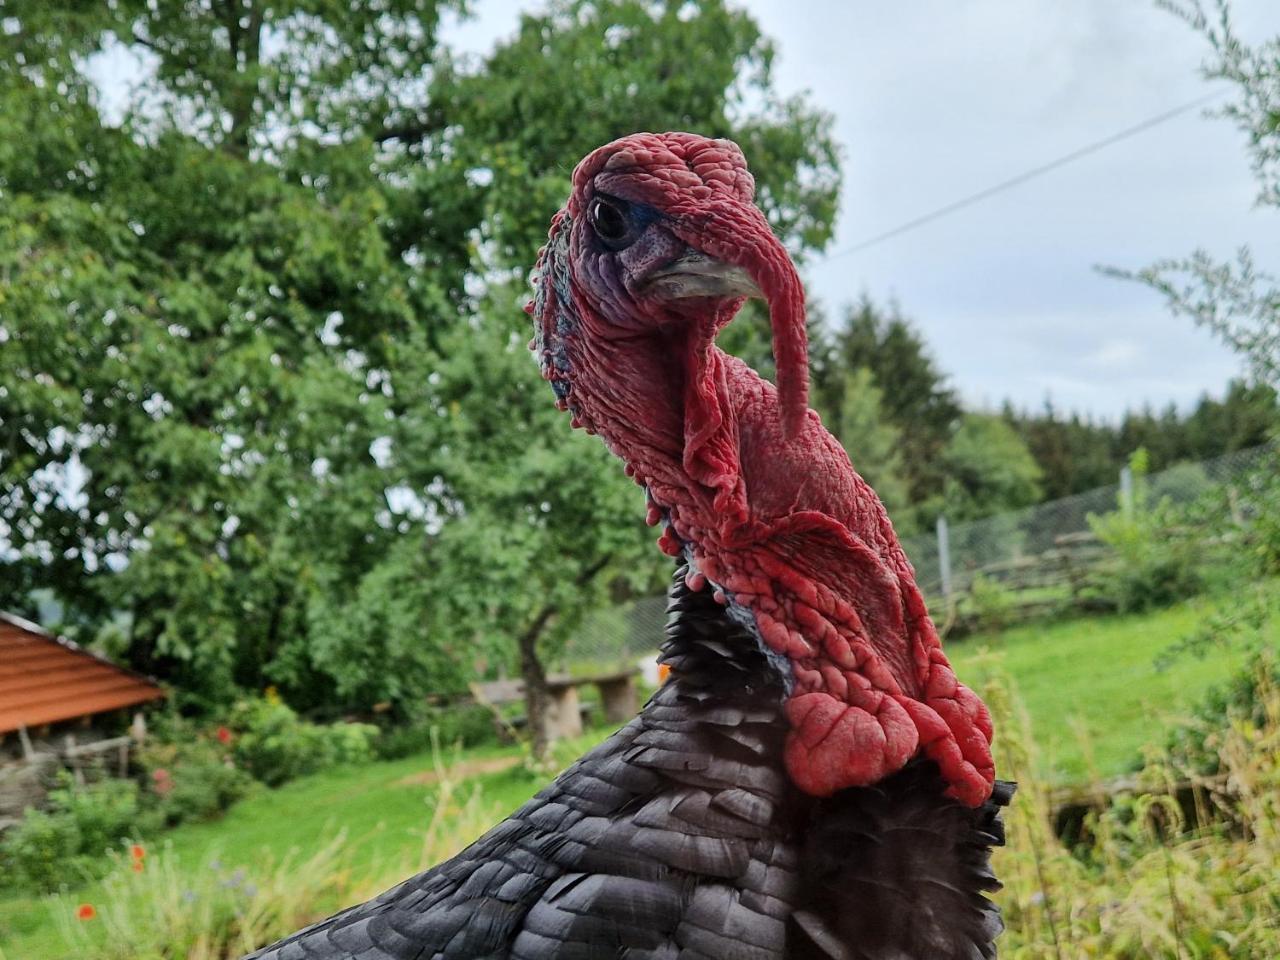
[229,698,378,787]
[1238,452,1280,576]
[135,712,256,826]
[161,758,253,826]
[1086,449,1204,613]
[0,775,156,893]
[957,572,1017,634]
[1166,649,1280,777]
[137,735,254,827]
[374,703,498,761]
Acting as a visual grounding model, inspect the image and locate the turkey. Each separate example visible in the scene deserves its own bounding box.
[247,132,1014,960]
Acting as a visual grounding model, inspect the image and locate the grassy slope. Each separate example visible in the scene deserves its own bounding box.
[0,734,612,959]
[2,582,1275,958]
[949,581,1276,782]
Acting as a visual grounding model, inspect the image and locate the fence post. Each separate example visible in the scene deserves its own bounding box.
[1119,465,1134,515]
[936,515,952,597]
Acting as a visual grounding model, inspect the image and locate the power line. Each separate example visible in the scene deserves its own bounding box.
[826,89,1226,259]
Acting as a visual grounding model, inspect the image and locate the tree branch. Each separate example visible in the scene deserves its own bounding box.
[130,31,164,55]
[374,121,437,145]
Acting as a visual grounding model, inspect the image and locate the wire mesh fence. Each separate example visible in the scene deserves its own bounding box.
[901,441,1278,600]
[562,441,1279,666]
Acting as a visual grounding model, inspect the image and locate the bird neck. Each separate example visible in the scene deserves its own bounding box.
[561,317,748,535]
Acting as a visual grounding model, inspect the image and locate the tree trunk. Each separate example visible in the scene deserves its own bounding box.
[517,608,556,762]
[515,555,613,761]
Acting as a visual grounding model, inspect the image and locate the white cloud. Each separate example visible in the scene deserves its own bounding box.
[1087,338,1141,369]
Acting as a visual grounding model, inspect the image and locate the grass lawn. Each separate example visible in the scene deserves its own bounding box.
[0,732,612,959]
[1,580,1275,958]
[950,579,1277,781]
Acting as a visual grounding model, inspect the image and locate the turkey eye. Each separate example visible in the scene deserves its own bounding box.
[588,196,631,247]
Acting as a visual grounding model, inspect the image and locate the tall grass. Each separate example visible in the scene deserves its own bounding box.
[26,672,1280,960]
[991,660,1280,958]
[40,748,504,960]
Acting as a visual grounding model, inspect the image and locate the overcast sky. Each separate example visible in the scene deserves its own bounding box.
[88,1,1280,420]
[442,0,1280,419]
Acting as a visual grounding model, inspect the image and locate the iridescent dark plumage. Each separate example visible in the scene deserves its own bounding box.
[249,132,1013,959]
[248,565,1011,959]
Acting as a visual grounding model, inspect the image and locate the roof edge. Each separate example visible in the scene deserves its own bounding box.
[0,611,168,697]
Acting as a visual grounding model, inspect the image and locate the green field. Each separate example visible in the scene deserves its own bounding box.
[1,583,1274,959]
[948,583,1276,782]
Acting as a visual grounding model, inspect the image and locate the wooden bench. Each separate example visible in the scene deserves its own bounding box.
[471,669,639,744]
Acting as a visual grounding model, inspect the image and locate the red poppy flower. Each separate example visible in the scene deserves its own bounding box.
[130,844,145,860]
[131,860,144,873]
[216,726,232,745]
[77,904,96,921]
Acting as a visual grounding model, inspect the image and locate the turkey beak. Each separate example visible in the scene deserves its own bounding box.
[643,249,764,301]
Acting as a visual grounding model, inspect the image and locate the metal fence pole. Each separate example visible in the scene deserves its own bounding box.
[936,515,952,597]
[1119,465,1134,515]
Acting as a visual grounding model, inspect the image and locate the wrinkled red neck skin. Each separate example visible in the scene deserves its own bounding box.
[531,139,994,808]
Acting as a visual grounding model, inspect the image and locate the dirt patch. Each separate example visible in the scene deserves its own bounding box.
[395,755,521,787]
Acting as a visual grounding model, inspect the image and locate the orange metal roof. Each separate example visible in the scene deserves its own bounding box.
[0,613,166,734]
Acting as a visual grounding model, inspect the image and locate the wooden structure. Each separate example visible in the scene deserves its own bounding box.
[471,669,640,744]
[945,532,1116,636]
[0,612,166,823]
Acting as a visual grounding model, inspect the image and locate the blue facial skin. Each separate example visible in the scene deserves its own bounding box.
[534,194,676,409]
[592,196,663,251]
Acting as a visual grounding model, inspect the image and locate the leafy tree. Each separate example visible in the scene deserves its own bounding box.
[372,0,840,755]
[936,414,1043,524]
[0,0,840,744]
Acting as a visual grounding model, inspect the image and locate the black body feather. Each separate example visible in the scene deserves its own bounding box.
[246,565,1013,959]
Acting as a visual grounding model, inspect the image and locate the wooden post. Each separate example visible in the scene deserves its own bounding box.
[65,734,85,785]
[17,725,34,761]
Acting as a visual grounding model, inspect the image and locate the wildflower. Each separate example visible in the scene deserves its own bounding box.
[77,904,96,921]
[152,767,174,796]
[182,890,198,903]
[243,882,258,898]
[131,859,144,873]
[130,843,146,861]
[209,858,223,872]
[216,725,233,745]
